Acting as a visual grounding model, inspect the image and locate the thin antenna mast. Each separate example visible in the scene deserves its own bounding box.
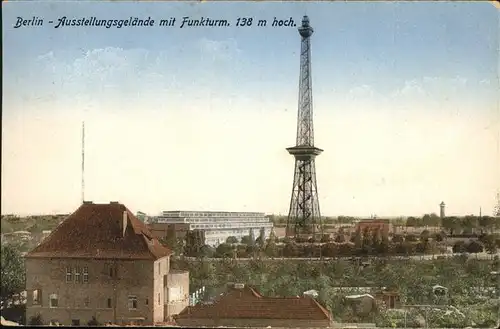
[81,121,85,204]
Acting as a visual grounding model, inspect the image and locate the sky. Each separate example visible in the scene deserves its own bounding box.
[2,1,499,217]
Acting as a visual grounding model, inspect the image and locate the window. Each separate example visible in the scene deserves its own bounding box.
[145,298,148,305]
[49,294,58,308]
[66,267,72,282]
[75,267,81,283]
[83,267,89,283]
[108,266,117,278]
[71,319,80,326]
[158,293,161,305]
[84,297,90,308]
[128,296,138,310]
[32,289,41,305]
[389,296,396,309]
[107,298,112,309]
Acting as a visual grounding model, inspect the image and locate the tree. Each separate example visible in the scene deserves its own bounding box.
[264,241,278,258]
[422,214,432,226]
[283,242,299,257]
[378,234,390,255]
[87,316,100,326]
[226,236,238,244]
[428,213,441,226]
[28,313,43,325]
[353,228,363,251]
[463,215,479,233]
[420,230,430,242]
[392,234,404,243]
[406,217,418,227]
[371,228,382,254]
[433,231,445,242]
[199,245,215,258]
[215,243,234,258]
[361,227,372,254]
[465,240,484,253]
[481,234,498,254]
[256,228,266,248]
[334,234,346,243]
[442,217,461,235]
[405,234,418,242]
[241,235,252,245]
[479,216,495,233]
[1,244,25,305]
[321,234,332,243]
[452,241,467,253]
[160,232,185,256]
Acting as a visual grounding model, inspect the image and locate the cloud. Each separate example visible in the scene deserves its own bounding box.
[197,38,241,62]
[29,38,243,110]
[340,76,475,114]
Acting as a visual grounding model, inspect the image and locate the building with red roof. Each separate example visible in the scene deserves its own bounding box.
[174,283,332,328]
[25,202,188,326]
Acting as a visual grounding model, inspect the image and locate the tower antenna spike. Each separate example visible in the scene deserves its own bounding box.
[285,16,324,239]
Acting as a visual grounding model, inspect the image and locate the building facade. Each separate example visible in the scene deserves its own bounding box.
[150,211,274,246]
[355,219,392,237]
[25,202,188,326]
[164,270,189,322]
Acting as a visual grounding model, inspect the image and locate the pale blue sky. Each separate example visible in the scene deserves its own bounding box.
[2,1,499,217]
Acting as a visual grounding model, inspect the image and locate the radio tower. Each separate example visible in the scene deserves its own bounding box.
[285,16,323,239]
[494,116,500,217]
[81,121,85,204]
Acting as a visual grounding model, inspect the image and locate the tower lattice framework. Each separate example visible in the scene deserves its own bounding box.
[285,16,323,238]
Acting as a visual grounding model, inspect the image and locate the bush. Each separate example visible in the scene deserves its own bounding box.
[465,240,484,253]
[334,234,346,243]
[405,234,418,242]
[320,234,331,243]
[452,241,467,253]
[434,232,445,242]
[215,243,234,258]
[264,243,278,257]
[283,242,300,257]
[87,316,100,326]
[28,313,43,325]
[392,234,404,243]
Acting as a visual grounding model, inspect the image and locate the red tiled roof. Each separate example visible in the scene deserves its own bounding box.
[175,286,331,321]
[26,203,172,260]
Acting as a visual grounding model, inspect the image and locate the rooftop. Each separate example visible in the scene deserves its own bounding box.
[175,284,331,321]
[26,202,172,260]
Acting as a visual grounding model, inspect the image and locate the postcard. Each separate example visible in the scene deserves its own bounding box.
[2,1,499,328]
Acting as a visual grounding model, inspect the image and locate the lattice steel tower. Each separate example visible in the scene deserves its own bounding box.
[285,16,323,238]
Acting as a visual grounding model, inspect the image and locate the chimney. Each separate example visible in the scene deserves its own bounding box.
[122,211,128,237]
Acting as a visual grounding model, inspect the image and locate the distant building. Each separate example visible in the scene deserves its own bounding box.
[149,211,273,246]
[24,202,188,326]
[333,286,401,313]
[355,219,392,237]
[174,283,332,328]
